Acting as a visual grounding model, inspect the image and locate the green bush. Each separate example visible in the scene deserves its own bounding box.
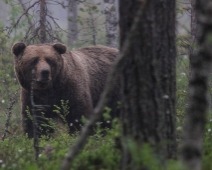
[0,123,121,170]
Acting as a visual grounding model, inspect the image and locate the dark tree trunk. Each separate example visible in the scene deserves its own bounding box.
[180,0,212,170]
[40,0,46,43]
[119,0,176,169]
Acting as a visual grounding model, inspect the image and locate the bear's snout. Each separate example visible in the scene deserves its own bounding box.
[34,67,52,89]
[37,68,51,82]
[41,69,50,81]
[35,61,52,83]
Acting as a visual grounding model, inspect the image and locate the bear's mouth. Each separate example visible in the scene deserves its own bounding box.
[37,81,49,85]
[34,80,51,89]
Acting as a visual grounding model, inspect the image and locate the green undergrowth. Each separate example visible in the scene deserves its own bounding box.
[0,121,121,170]
[202,114,212,170]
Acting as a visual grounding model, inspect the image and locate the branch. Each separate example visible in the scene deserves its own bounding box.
[7,1,39,35]
[18,0,35,29]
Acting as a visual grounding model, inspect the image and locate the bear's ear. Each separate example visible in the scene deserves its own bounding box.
[52,43,67,54]
[11,42,26,56]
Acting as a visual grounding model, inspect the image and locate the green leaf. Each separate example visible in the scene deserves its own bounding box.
[79,8,85,12]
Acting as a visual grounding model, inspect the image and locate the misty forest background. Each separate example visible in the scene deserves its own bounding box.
[0,0,210,170]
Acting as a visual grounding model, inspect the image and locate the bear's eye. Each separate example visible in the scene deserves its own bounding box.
[31,58,38,65]
[46,58,56,67]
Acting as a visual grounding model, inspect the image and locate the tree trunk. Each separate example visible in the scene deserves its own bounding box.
[89,10,96,46]
[67,1,78,48]
[40,0,46,43]
[119,0,176,169]
[104,0,118,48]
[180,0,212,170]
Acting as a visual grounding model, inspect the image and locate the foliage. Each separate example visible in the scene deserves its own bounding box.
[175,34,191,142]
[176,52,189,135]
[3,0,28,41]
[127,142,184,170]
[0,123,121,170]
[183,113,212,170]
[0,32,21,136]
[74,0,106,48]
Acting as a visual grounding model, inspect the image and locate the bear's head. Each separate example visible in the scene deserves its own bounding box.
[12,43,67,90]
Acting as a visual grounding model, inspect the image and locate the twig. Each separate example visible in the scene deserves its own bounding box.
[18,0,35,29]
[7,1,39,35]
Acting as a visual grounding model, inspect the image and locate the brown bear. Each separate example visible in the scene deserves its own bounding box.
[11,43,119,138]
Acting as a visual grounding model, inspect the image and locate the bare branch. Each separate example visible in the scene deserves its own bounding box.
[7,1,39,35]
[18,0,35,29]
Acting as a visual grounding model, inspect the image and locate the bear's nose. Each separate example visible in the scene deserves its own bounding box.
[41,70,50,80]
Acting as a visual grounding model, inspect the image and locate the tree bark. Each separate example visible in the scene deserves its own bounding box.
[104,0,118,48]
[180,0,212,170]
[119,0,176,169]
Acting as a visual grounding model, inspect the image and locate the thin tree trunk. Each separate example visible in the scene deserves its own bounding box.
[85,0,97,46]
[119,0,176,169]
[180,0,212,169]
[40,0,46,43]
[67,1,78,48]
[89,11,96,46]
[189,0,197,76]
[190,0,197,53]
[104,0,118,48]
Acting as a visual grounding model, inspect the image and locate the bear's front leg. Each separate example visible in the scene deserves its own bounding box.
[66,97,94,134]
[21,88,56,137]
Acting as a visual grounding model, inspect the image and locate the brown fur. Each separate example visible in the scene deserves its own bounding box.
[12,43,119,137]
